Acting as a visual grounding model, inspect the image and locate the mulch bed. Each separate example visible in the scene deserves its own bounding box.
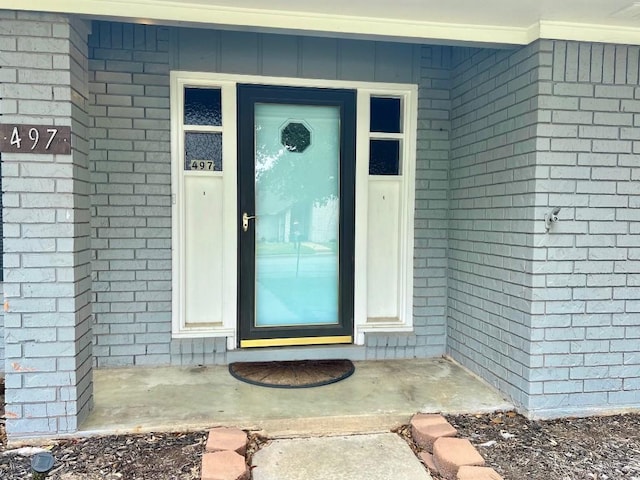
[1,431,207,479]
[447,411,640,480]
[1,374,639,479]
[399,411,640,480]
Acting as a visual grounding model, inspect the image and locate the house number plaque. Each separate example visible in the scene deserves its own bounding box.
[0,124,71,155]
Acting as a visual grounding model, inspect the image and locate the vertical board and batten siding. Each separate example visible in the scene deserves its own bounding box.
[171,29,417,83]
[531,40,640,416]
[89,22,448,366]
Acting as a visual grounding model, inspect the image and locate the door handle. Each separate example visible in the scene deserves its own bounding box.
[242,212,256,232]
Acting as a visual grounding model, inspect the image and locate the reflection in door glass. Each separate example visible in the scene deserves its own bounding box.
[254,104,340,327]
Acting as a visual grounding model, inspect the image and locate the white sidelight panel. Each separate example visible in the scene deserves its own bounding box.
[171,74,237,341]
[367,179,401,319]
[354,87,417,343]
[184,175,223,326]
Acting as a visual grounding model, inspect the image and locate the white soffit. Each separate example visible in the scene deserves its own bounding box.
[2,0,640,45]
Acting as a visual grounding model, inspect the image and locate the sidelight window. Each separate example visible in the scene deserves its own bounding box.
[369,96,404,176]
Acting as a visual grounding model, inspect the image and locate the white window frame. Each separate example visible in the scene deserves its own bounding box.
[171,72,417,348]
[170,74,238,346]
[354,88,417,344]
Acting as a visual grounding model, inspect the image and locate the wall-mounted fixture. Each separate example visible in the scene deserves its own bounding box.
[544,207,561,231]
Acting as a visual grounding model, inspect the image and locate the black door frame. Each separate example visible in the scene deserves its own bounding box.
[237,84,356,347]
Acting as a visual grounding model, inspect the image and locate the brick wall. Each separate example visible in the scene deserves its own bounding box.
[529,41,640,416]
[402,45,450,358]
[448,40,640,416]
[88,22,174,367]
[365,45,451,359]
[447,43,543,408]
[1,11,93,436]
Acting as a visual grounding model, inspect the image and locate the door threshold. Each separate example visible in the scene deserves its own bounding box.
[240,335,352,348]
[227,344,366,363]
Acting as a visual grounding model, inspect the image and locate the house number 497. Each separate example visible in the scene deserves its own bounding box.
[11,127,58,150]
[0,124,72,155]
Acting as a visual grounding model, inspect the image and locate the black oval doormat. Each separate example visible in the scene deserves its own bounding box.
[228,359,355,388]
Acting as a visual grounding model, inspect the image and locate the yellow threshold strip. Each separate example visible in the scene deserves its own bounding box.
[241,336,352,348]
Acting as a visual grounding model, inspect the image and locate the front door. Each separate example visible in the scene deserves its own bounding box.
[237,85,356,348]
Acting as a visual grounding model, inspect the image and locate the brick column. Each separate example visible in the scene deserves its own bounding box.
[1,11,93,438]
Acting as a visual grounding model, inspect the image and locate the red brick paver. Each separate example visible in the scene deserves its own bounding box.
[201,451,249,480]
[419,451,439,474]
[206,427,248,455]
[411,413,458,452]
[433,437,485,480]
[457,465,504,480]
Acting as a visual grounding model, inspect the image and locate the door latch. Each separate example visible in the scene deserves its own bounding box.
[242,212,256,232]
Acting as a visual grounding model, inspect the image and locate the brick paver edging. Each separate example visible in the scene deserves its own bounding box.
[410,413,504,480]
[201,428,250,480]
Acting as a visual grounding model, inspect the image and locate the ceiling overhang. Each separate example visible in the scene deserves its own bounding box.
[1,0,640,46]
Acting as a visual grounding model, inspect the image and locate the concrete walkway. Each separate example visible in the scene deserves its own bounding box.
[81,358,512,437]
[251,433,432,480]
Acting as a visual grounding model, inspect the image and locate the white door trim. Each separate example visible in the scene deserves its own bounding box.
[170,71,417,349]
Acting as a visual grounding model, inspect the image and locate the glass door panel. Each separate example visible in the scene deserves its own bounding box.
[254,104,340,327]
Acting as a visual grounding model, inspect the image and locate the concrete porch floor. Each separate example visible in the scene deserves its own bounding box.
[80,358,513,437]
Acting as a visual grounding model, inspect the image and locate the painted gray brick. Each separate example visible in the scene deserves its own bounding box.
[1,14,93,439]
[447,42,542,410]
[544,380,584,394]
[594,112,633,125]
[89,22,170,366]
[449,39,640,417]
[608,391,640,404]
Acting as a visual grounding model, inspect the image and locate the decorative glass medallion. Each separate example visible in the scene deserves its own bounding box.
[280,122,311,153]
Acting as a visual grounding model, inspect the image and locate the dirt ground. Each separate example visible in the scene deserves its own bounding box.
[442,412,639,480]
[1,377,639,479]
